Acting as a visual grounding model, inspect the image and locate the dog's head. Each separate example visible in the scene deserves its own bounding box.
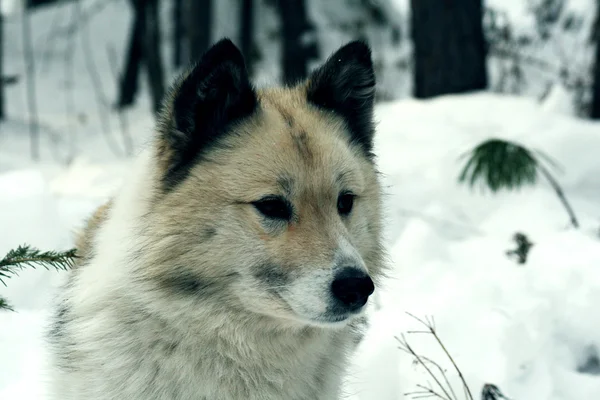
[145,39,384,328]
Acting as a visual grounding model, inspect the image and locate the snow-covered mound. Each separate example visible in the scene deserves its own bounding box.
[2,93,600,399]
[347,93,600,400]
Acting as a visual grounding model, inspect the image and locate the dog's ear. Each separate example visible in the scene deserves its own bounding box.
[160,38,257,189]
[306,41,376,156]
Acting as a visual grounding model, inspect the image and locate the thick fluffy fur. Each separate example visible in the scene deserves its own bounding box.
[48,39,384,400]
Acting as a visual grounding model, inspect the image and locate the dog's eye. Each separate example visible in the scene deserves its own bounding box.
[253,197,292,220]
[337,192,355,216]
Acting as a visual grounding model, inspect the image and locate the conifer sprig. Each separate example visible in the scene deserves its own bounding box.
[0,245,78,286]
[0,245,77,311]
[458,138,579,228]
[0,297,14,311]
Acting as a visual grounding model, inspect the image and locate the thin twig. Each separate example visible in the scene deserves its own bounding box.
[40,0,116,49]
[58,0,79,164]
[396,334,454,400]
[417,384,450,399]
[76,0,122,157]
[537,163,579,228]
[107,43,133,156]
[38,4,65,74]
[406,313,474,400]
[22,8,40,160]
[418,355,459,400]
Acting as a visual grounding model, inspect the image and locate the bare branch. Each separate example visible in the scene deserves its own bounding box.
[405,313,474,400]
[76,0,122,157]
[22,8,40,160]
[107,44,133,156]
[396,334,454,400]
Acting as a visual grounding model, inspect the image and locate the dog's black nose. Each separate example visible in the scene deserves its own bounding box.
[331,267,374,311]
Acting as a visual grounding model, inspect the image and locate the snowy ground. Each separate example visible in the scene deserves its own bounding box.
[3,93,600,400]
[346,94,600,400]
[3,1,600,399]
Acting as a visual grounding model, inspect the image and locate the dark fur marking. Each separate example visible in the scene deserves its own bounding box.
[48,303,81,373]
[306,41,376,158]
[252,264,290,288]
[148,364,162,394]
[149,339,179,355]
[48,304,68,339]
[366,220,378,236]
[127,248,145,266]
[272,102,295,127]
[314,354,330,391]
[349,316,369,346]
[335,170,355,188]
[162,38,258,190]
[201,226,217,241]
[291,130,313,161]
[157,271,239,297]
[160,272,211,295]
[166,341,179,354]
[277,175,294,197]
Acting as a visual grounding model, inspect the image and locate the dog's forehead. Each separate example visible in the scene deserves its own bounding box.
[253,93,361,186]
[259,89,350,156]
[189,87,366,197]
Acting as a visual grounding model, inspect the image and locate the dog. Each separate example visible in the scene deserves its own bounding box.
[47,38,385,400]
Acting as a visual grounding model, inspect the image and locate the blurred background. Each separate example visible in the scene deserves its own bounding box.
[0,0,598,163]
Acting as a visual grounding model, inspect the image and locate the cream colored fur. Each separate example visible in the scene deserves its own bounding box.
[48,45,384,400]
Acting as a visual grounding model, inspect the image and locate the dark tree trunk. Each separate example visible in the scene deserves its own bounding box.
[239,0,254,76]
[0,15,4,120]
[590,1,600,119]
[26,0,61,9]
[117,0,165,115]
[592,44,600,119]
[117,1,144,109]
[411,0,488,99]
[143,0,165,114]
[173,0,186,68]
[277,0,318,85]
[187,0,212,62]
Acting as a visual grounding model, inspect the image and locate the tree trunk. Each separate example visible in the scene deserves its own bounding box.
[0,15,4,120]
[173,0,186,68]
[239,0,254,76]
[411,0,488,99]
[143,0,165,115]
[590,1,600,119]
[117,1,145,109]
[117,0,165,115]
[187,0,212,62]
[26,0,61,9]
[592,43,600,119]
[277,0,318,85]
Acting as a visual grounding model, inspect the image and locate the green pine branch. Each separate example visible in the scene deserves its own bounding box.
[0,245,78,311]
[0,297,14,312]
[458,138,579,229]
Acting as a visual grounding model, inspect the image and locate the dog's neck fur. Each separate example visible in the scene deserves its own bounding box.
[54,146,362,400]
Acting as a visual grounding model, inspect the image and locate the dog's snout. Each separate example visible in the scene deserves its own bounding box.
[331,267,374,311]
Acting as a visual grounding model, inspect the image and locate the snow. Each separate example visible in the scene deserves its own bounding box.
[3,92,600,400]
[2,2,600,400]
[343,93,600,400]
[1,0,20,16]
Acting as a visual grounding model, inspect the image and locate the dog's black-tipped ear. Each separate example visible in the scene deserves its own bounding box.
[161,38,257,189]
[306,41,376,156]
